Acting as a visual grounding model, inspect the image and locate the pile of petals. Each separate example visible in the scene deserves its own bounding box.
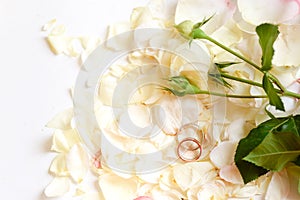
[44,0,300,199]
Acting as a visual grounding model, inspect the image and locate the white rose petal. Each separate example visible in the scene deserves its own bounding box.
[237,0,299,25]
[42,18,57,31]
[188,180,227,200]
[98,173,138,200]
[151,186,183,200]
[273,25,300,66]
[46,108,73,130]
[50,24,66,35]
[44,177,70,197]
[151,95,181,135]
[51,129,81,153]
[173,162,215,191]
[66,144,89,183]
[81,192,105,200]
[266,166,300,200]
[175,0,235,34]
[265,170,290,200]
[49,153,69,176]
[234,184,258,198]
[219,164,243,185]
[225,119,247,142]
[210,141,237,168]
[127,104,151,128]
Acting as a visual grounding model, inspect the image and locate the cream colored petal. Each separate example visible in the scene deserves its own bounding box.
[44,177,70,197]
[51,129,82,153]
[127,104,151,128]
[262,167,300,199]
[159,168,182,191]
[107,22,131,39]
[225,119,247,142]
[211,20,243,47]
[50,24,66,35]
[98,173,138,200]
[49,153,69,176]
[151,95,182,135]
[138,170,164,184]
[63,129,82,147]
[151,186,183,200]
[173,162,215,191]
[219,164,243,185]
[51,130,70,153]
[46,108,73,130]
[273,25,300,66]
[286,166,300,199]
[80,36,101,51]
[238,0,299,25]
[46,35,69,55]
[42,18,57,31]
[81,192,105,200]
[130,7,163,29]
[175,0,235,34]
[210,141,237,168]
[265,170,290,200]
[66,144,89,183]
[188,180,227,200]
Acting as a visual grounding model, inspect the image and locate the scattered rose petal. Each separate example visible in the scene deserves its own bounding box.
[51,129,81,153]
[134,196,153,200]
[49,153,69,176]
[98,173,138,200]
[42,18,57,31]
[66,144,89,183]
[173,162,215,191]
[273,25,300,67]
[175,0,235,34]
[219,164,243,184]
[209,141,237,168]
[237,0,299,25]
[46,108,73,130]
[44,177,70,197]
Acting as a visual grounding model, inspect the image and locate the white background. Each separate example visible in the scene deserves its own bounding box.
[0,0,148,199]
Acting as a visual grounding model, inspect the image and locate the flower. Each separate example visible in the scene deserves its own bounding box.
[44,0,300,199]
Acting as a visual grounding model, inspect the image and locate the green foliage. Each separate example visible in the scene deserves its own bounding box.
[235,115,300,183]
[256,23,279,71]
[262,73,285,111]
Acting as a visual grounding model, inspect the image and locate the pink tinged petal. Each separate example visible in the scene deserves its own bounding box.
[134,196,153,200]
[209,141,237,168]
[219,164,243,184]
[237,0,299,25]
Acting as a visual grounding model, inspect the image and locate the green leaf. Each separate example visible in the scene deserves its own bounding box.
[193,15,214,29]
[208,72,232,89]
[256,23,279,71]
[295,156,300,166]
[235,115,300,183]
[262,73,285,111]
[215,62,240,69]
[243,132,300,171]
[298,179,300,194]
